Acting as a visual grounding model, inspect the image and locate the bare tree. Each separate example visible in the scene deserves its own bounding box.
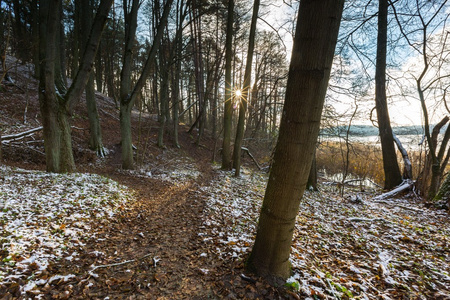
[221,0,234,170]
[232,0,260,176]
[375,0,403,189]
[119,0,174,169]
[38,0,113,172]
[391,0,450,199]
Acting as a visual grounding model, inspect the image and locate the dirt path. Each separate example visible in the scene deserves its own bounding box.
[39,156,219,299]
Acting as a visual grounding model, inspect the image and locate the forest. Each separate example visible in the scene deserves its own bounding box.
[0,0,449,299]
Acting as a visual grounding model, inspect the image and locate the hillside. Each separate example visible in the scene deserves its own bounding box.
[1,57,450,299]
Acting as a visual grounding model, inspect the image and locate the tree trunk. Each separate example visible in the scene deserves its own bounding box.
[12,0,28,62]
[433,173,450,208]
[172,0,186,149]
[31,0,40,78]
[119,0,173,169]
[95,43,103,92]
[158,59,169,148]
[39,0,73,173]
[375,0,402,190]
[120,103,133,169]
[246,0,344,281]
[54,0,67,94]
[221,0,234,170]
[86,73,105,156]
[189,1,206,145]
[81,0,105,157]
[307,148,318,191]
[426,117,450,199]
[172,61,181,148]
[0,131,3,162]
[233,0,259,176]
[39,0,113,173]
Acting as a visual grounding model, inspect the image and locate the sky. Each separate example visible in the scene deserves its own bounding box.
[257,0,449,127]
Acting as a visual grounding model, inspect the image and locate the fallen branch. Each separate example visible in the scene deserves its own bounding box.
[241,147,262,170]
[374,200,422,212]
[90,253,153,271]
[393,133,413,179]
[2,126,43,142]
[373,180,414,201]
[347,217,392,224]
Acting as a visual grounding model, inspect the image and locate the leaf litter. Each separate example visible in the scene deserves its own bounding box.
[200,167,450,299]
[1,159,449,299]
[0,165,133,297]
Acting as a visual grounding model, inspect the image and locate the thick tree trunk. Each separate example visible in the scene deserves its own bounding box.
[39,0,74,173]
[375,0,402,189]
[39,0,113,173]
[247,0,344,281]
[233,0,259,176]
[221,0,234,170]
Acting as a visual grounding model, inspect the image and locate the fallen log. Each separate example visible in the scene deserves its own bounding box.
[393,133,413,179]
[2,126,43,142]
[373,179,415,201]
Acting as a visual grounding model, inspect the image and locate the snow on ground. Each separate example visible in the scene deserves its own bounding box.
[0,165,133,296]
[119,156,201,184]
[201,167,450,299]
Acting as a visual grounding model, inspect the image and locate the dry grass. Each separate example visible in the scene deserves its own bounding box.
[316,140,424,186]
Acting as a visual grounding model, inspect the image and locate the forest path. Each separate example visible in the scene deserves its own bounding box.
[45,152,220,299]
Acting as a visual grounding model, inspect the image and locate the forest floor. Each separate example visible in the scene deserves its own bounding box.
[1,57,450,299]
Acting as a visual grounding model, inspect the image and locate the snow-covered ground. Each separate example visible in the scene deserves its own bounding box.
[0,165,133,296]
[119,156,201,184]
[201,167,450,299]
[1,162,449,299]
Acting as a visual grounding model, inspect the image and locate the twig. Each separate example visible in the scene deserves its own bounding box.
[90,253,153,271]
[2,126,43,141]
[373,200,423,212]
[325,278,341,300]
[347,217,392,224]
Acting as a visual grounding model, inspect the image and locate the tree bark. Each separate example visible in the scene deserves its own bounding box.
[433,173,450,208]
[39,0,113,173]
[119,0,173,169]
[81,0,105,157]
[426,117,450,199]
[158,49,169,148]
[375,0,402,189]
[233,0,260,176]
[307,147,318,191]
[221,0,234,170]
[246,0,344,281]
[54,0,67,94]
